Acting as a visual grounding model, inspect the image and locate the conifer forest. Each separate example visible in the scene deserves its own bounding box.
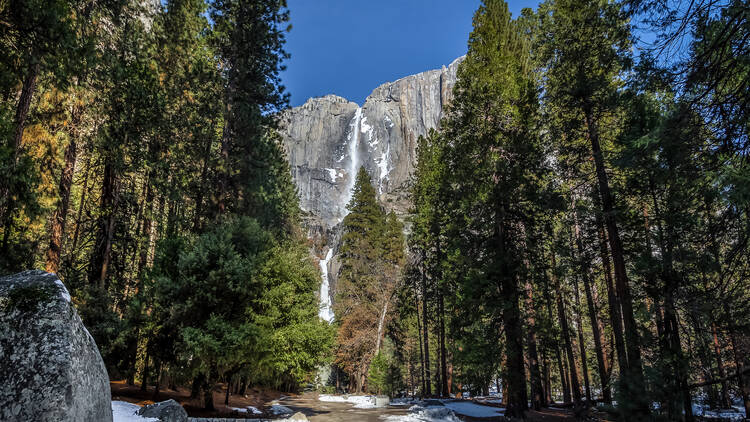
[1,0,749,420]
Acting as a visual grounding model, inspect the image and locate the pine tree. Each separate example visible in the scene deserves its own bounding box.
[335,167,404,393]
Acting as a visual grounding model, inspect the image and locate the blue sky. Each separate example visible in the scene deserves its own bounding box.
[281,0,539,106]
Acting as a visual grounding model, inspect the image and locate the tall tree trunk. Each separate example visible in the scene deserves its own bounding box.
[375,298,390,355]
[71,155,91,253]
[152,359,162,400]
[439,289,448,397]
[496,212,528,417]
[594,206,628,375]
[421,255,432,396]
[572,275,592,404]
[141,353,150,392]
[525,277,544,409]
[551,251,582,405]
[649,178,693,421]
[711,322,731,408]
[203,378,215,411]
[193,122,214,231]
[1,59,41,251]
[573,207,612,403]
[544,250,570,403]
[45,138,78,273]
[89,161,118,289]
[415,281,426,397]
[12,58,41,157]
[585,107,646,408]
[729,321,750,417]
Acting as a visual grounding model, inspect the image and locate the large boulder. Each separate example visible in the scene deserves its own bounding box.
[0,270,112,422]
[137,399,188,422]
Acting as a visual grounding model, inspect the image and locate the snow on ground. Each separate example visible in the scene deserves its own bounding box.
[318,394,377,408]
[270,404,294,415]
[390,398,422,406]
[229,405,263,415]
[442,401,505,418]
[381,406,461,422]
[692,403,746,420]
[112,401,158,422]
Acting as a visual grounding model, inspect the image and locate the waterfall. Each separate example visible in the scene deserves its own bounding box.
[344,107,363,211]
[318,248,335,322]
[318,107,362,323]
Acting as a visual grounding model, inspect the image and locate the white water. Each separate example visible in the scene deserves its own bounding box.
[318,248,335,322]
[344,107,363,210]
[318,107,363,324]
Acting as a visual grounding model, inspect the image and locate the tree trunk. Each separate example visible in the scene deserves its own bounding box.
[572,275,592,404]
[375,299,390,356]
[496,212,528,417]
[141,354,150,392]
[544,251,570,404]
[421,255,432,397]
[1,60,41,252]
[203,380,215,411]
[89,161,118,289]
[45,138,77,273]
[711,322,731,408]
[152,359,162,401]
[71,155,91,253]
[525,277,544,409]
[729,327,750,416]
[594,206,628,376]
[191,374,204,399]
[573,208,612,404]
[415,281,426,397]
[551,251,582,405]
[224,376,231,405]
[584,107,646,413]
[439,290,448,397]
[11,60,40,158]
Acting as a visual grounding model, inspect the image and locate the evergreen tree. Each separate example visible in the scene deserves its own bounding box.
[335,167,404,393]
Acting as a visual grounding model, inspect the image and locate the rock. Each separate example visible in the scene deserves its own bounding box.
[287,411,308,420]
[0,270,112,422]
[374,395,390,407]
[136,399,188,422]
[281,57,463,229]
[280,56,464,292]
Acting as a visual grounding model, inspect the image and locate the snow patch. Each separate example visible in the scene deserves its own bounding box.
[318,394,376,408]
[443,401,505,418]
[360,116,373,140]
[54,278,71,302]
[375,144,391,194]
[112,401,158,422]
[230,406,263,415]
[381,406,461,422]
[270,404,294,415]
[325,168,342,183]
[384,115,395,128]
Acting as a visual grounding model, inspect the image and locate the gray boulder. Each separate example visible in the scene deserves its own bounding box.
[0,270,112,422]
[137,399,188,422]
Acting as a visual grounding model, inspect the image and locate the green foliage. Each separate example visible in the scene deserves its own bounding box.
[335,167,405,392]
[368,351,389,395]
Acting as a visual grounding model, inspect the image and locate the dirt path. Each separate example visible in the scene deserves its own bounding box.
[275,393,409,422]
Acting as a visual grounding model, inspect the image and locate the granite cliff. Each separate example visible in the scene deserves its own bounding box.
[279,57,463,314]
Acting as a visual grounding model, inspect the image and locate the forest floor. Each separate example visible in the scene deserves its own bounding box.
[110,380,287,418]
[111,381,614,421]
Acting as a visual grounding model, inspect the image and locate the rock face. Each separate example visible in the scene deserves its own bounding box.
[0,270,112,422]
[137,399,188,422]
[281,56,462,229]
[280,57,463,299]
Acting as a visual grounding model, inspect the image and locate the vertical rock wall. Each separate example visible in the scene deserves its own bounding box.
[279,56,463,307]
